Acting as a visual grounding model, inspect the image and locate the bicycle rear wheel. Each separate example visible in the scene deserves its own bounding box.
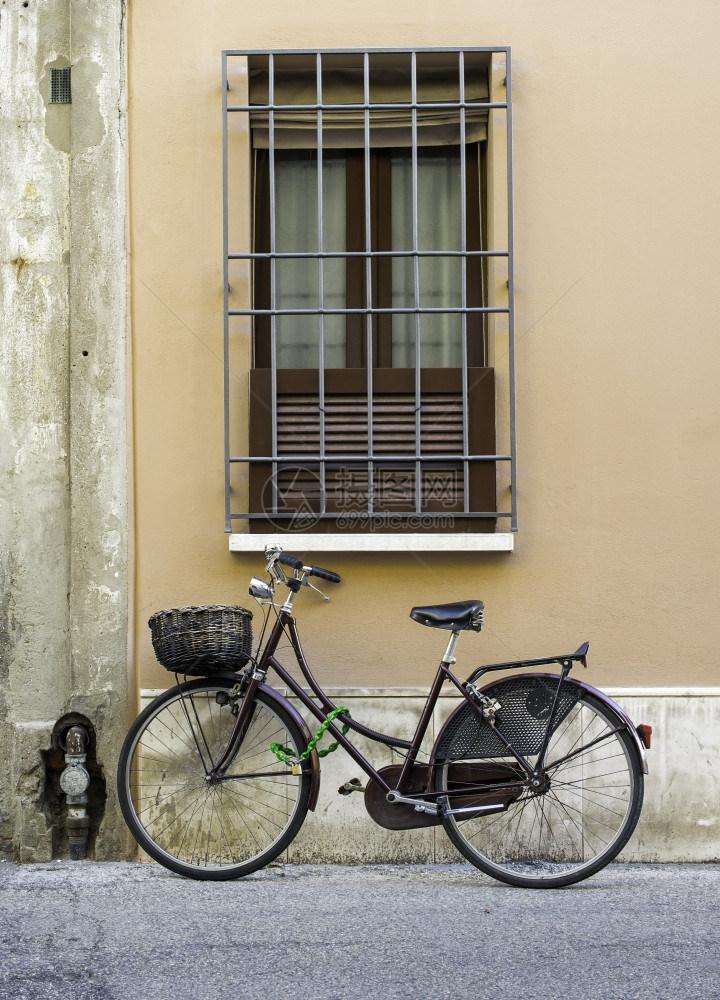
[435,683,644,888]
[117,680,311,879]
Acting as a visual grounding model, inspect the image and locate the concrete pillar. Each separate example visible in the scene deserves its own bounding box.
[0,0,128,861]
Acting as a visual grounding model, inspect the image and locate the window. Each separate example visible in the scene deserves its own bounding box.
[223,49,516,538]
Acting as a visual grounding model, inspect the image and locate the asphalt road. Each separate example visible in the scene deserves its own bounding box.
[1,861,718,1000]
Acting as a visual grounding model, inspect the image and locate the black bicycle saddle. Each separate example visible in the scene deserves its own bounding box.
[410,600,484,632]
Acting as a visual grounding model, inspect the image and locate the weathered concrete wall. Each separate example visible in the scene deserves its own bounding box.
[139,686,720,863]
[0,0,128,861]
[292,688,720,864]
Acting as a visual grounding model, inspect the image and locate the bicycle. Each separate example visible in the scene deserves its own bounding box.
[117,544,650,889]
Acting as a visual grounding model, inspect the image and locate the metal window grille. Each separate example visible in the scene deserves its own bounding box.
[222,47,516,533]
[50,67,72,104]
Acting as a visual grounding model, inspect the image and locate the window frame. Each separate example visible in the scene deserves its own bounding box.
[222,47,517,542]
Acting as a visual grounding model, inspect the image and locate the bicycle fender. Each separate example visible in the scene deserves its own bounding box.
[517,674,649,774]
[258,683,321,810]
[549,674,650,774]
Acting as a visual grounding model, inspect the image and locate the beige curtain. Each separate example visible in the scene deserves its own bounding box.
[272,155,347,369]
[249,65,489,149]
[390,151,465,368]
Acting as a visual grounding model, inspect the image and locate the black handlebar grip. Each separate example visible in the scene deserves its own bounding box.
[309,565,341,584]
[278,552,303,571]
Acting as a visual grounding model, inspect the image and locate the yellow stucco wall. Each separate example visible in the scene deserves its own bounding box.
[129,0,720,698]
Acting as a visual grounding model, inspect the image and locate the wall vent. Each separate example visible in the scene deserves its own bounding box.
[50,67,71,104]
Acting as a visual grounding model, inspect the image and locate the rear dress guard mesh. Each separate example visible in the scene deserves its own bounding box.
[435,676,583,760]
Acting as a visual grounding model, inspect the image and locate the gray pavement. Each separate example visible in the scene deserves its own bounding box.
[0,861,718,1000]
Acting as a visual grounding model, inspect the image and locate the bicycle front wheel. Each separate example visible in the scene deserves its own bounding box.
[435,684,644,888]
[117,680,312,880]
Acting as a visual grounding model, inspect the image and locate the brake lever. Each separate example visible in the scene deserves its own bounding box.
[304,579,330,602]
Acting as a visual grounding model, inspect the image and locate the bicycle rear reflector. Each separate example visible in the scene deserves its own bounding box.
[637,724,652,749]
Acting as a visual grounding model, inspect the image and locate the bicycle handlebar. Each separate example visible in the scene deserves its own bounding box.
[278,553,303,571]
[274,549,341,585]
[306,565,341,584]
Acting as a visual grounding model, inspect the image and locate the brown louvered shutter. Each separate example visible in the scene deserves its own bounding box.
[276,392,464,460]
[249,369,496,532]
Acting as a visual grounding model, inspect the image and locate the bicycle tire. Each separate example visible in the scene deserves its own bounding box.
[434,682,644,888]
[117,679,312,880]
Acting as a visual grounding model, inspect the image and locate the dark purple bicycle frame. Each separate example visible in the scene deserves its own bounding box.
[208,608,590,806]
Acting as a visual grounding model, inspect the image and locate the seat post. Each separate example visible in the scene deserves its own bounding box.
[442,631,461,665]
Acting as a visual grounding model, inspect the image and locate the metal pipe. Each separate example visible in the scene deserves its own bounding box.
[222,52,232,532]
[363,52,374,517]
[234,509,514,520]
[227,100,509,112]
[410,53,422,516]
[316,53,328,517]
[505,50,518,532]
[230,452,513,462]
[229,306,509,315]
[229,250,509,259]
[268,53,279,517]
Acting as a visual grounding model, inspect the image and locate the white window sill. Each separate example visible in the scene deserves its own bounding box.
[229,532,514,553]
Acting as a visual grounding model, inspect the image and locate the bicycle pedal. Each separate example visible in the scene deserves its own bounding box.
[338,778,365,795]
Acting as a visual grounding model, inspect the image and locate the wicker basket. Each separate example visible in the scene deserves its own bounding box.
[148,605,253,675]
